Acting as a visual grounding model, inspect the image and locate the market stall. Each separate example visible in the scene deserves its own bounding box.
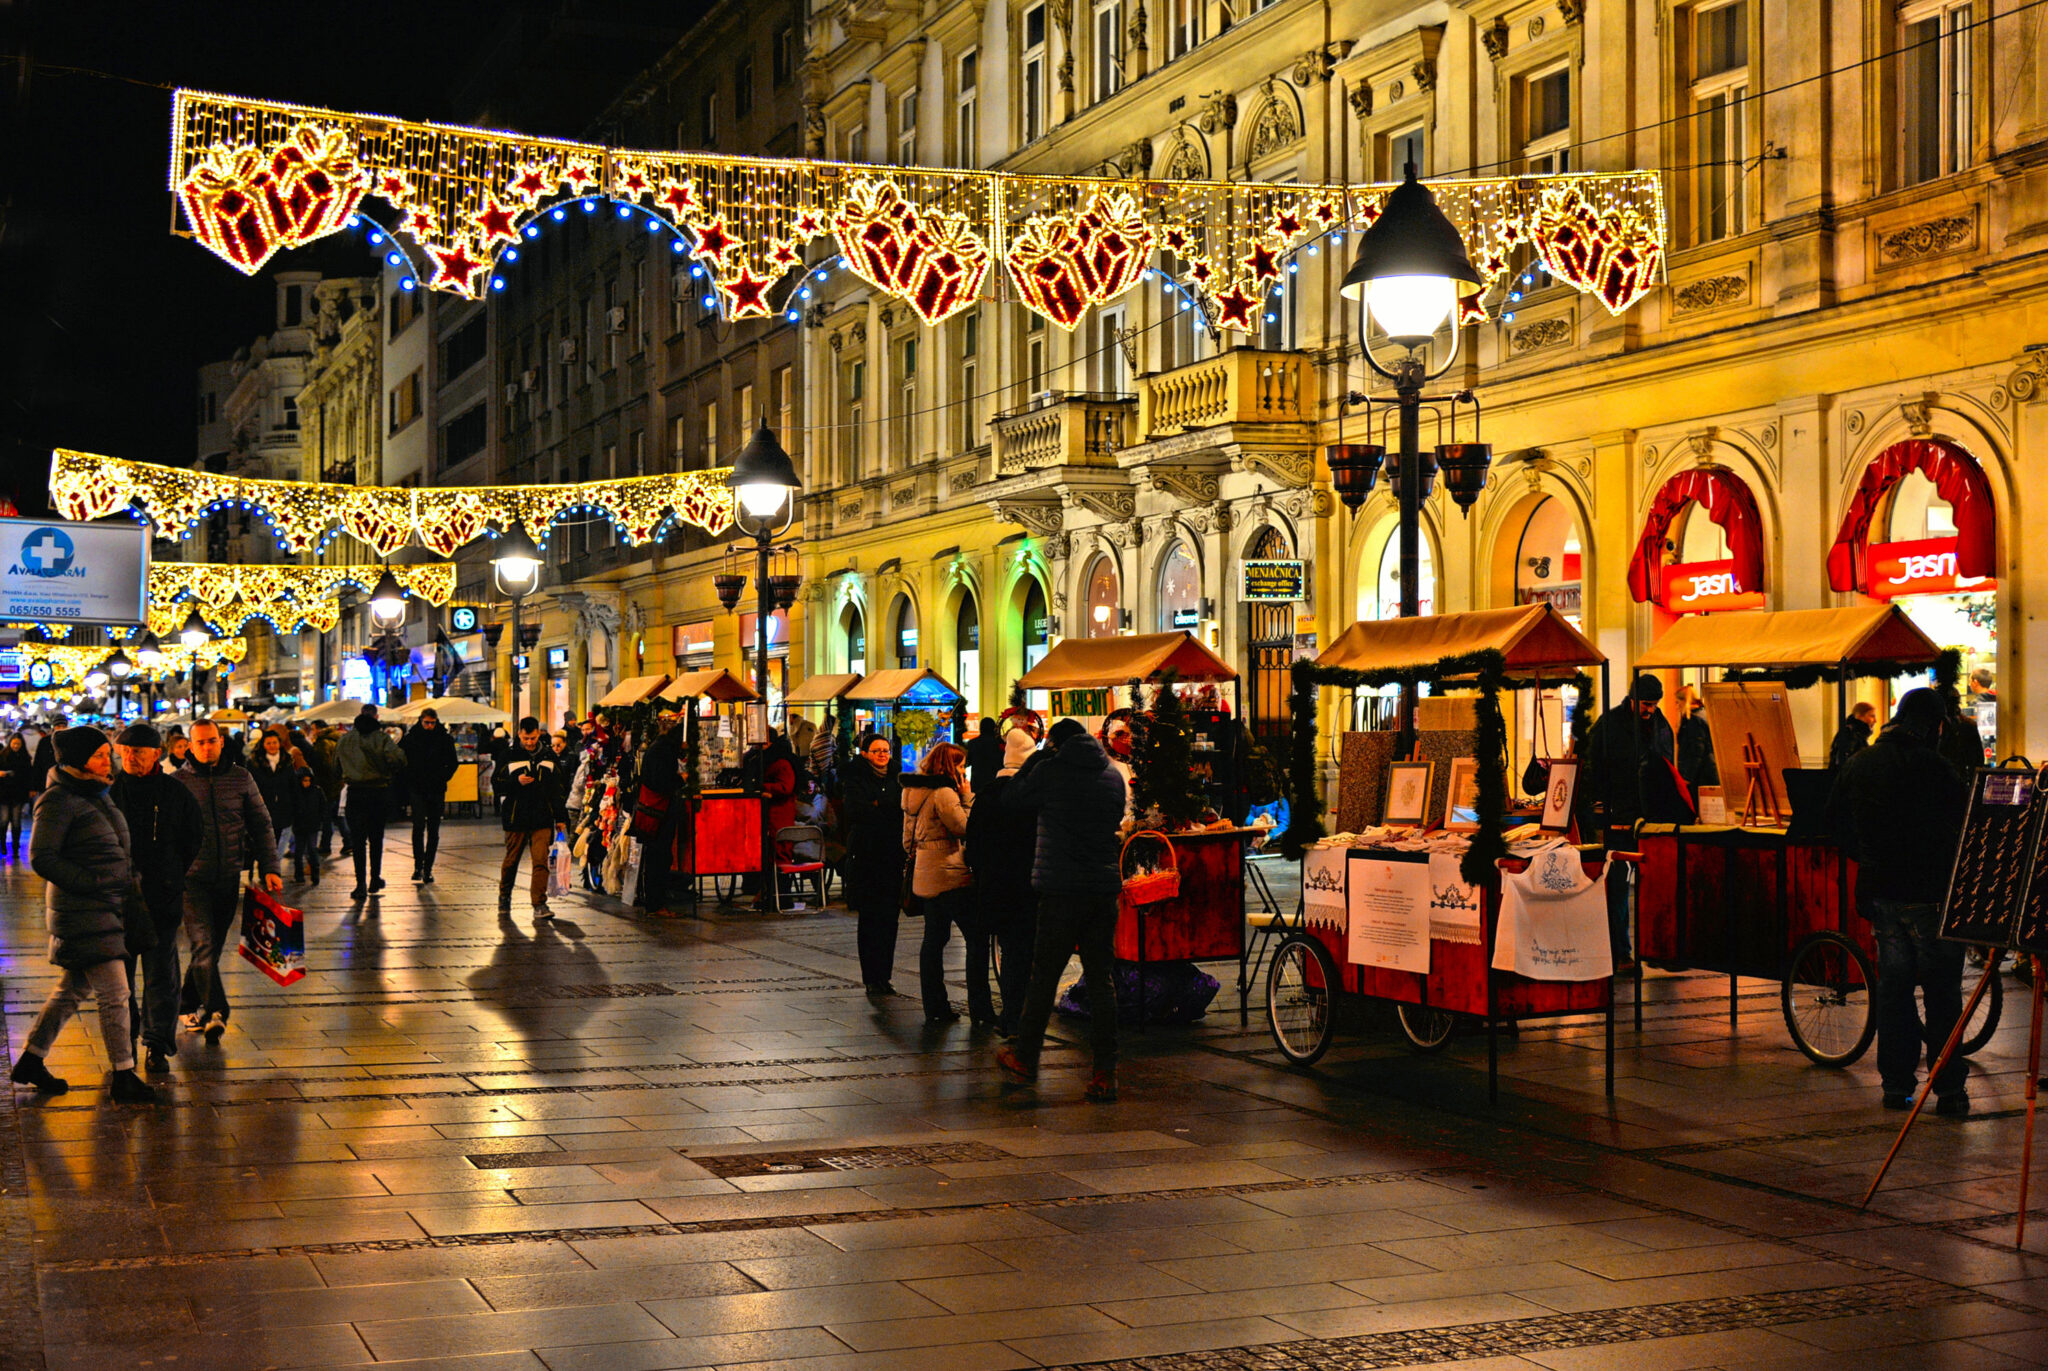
[654,668,766,904]
[594,673,671,710]
[784,672,862,767]
[1630,604,1954,1065]
[1020,630,1261,1020]
[845,668,965,770]
[1275,604,1621,1099]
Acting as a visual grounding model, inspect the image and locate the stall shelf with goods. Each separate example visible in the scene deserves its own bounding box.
[653,668,766,902]
[1276,604,1622,1099]
[1630,604,1958,1066]
[845,668,965,772]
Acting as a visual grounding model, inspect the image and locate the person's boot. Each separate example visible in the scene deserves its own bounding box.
[994,1044,1037,1084]
[203,1012,226,1042]
[108,1069,160,1105]
[144,1045,169,1073]
[293,857,305,884]
[309,853,321,886]
[1084,1068,1118,1103]
[10,1052,67,1094]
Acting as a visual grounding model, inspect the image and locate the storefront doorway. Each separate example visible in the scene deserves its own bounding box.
[889,596,918,670]
[1511,496,1583,626]
[841,603,866,676]
[954,593,980,709]
[1084,555,1121,637]
[1021,578,1050,713]
[1157,542,1201,632]
[1244,525,1294,744]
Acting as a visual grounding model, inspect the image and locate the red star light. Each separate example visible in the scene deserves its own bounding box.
[770,240,801,267]
[1189,259,1214,285]
[511,167,551,201]
[692,218,734,261]
[405,207,439,238]
[660,181,697,216]
[563,162,598,190]
[473,199,519,245]
[724,267,772,317]
[1163,227,1188,252]
[428,242,485,293]
[1273,210,1303,237]
[794,209,824,236]
[1313,200,1338,225]
[377,172,410,200]
[1214,285,1257,330]
[1244,244,1280,282]
[620,169,648,196]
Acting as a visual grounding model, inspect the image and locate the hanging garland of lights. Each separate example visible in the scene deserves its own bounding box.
[167,89,1667,330]
[48,450,736,557]
[134,561,457,638]
[14,637,248,687]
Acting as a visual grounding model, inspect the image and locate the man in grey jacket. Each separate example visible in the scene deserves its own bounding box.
[338,707,407,900]
[176,719,283,1041]
[13,727,157,1103]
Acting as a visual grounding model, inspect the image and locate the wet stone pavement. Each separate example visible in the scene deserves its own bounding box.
[3,820,2047,1371]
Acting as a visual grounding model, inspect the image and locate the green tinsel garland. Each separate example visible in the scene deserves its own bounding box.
[1721,647,1961,693]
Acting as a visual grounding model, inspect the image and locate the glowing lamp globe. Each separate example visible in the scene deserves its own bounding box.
[180,605,211,650]
[722,422,802,528]
[492,522,544,593]
[1340,165,1483,346]
[368,567,406,626]
[106,648,134,681]
[136,632,165,671]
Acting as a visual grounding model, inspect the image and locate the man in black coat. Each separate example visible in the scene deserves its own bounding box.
[177,719,285,1040]
[635,714,688,918]
[1830,689,1971,1113]
[1828,702,1877,769]
[965,717,1003,796]
[996,718,1128,1101]
[964,728,1041,1036]
[1577,674,1684,963]
[494,716,566,920]
[29,713,65,799]
[112,724,203,1073]
[840,733,903,994]
[400,709,460,883]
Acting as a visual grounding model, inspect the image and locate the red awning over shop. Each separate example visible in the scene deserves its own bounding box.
[1626,467,1764,607]
[1827,438,1996,593]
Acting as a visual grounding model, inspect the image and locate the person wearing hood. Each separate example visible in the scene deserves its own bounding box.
[249,730,298,854]
[964,727,1041,1036]
[841,733,904,994]
[902,742,979,1024]
[1828,701,1877,769]
[176,720,284,1040]
[110,724,203,1073]
[1829,688,1971,1114]
[337,707,407,900]
[13,727,157,1103]
[995,717,1128,1102]
[400,708,459,883]
[965,717,1003,796]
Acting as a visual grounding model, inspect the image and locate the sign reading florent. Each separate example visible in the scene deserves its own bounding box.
[1663,558,1765,614]
[1241,559,1306,603]
[0,518,148,626]
[1865,537,1996,599]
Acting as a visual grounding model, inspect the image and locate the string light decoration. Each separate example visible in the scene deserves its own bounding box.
[141,561,456,639]
[49,449,737,556]
[167,89,1668,333]
[14,637,248,687]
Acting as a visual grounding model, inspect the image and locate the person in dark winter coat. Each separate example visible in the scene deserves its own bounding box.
[29,716,64,799]
[840,734,904,994]
[1577,674,1683,963]
[308,724,345,854]
[111,724,203,1073]
[1829,688,1971,1114]
[995,718,1128,1101]
[176,720,284,1040]
[248,730,298,846]
[965,717,1003,796]
[286,748,325,885]
[0,732,33,855]
[494,716,567,920]
[1674,687,1719,789]
[964,727,1041,1035]
[1937,684,1988,780]
[1828,702,1877,769]
[635,714,688,917]
[13,728,157,1103]
[338,708,407,899]
[400,709,460,883]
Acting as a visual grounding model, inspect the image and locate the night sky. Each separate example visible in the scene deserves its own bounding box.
[1,1,682,515]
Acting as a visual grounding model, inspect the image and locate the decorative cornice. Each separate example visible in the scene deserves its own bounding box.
[1235,450,1312,488]
[989,499,1064,539]
[1148,464,1221,505]
[1673,273,1747,313]
[1067,487,1137,522]
[2008,352,2045,403]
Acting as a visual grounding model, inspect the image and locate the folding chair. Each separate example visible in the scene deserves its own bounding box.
[773,824,829,910]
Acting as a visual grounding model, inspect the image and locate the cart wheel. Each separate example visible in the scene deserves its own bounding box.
[1782,931,1878,1067]
[1266,934,1339,1066]
[1395,1003,1457,1052]
[1917,968,2003,1057]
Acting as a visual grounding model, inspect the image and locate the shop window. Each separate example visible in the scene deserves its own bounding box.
[955,594,981,704]
[1512,496,1584,626]
[1900,0,1973,186]
[1684,0,1750,243]
[844,606,867,676]
[1878,470,1996,755]
[1364,528,1434,620]
[1021,578,1050,712]
[1157,543,1201,631]
[1084,555,1121,636]
[892,597,919,669]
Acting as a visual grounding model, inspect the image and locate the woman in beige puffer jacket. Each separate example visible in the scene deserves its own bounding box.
[902,743,982,1024]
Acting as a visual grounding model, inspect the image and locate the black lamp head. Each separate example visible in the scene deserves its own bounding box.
[1340,165,1486,303]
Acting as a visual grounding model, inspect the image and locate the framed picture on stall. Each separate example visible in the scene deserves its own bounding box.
[1540,759,1580,834]
[1442,758,1483,832]
[1384,761,1434,828]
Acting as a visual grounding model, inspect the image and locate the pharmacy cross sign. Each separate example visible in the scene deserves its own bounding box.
[20,529,74,577]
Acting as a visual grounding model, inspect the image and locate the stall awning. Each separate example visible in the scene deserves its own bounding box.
[1017,631,1239,688]
[658,668,758,703]
[785,672,862,704]
[594,673,671,707]
[1635,604,1943,670]
[846,667,964,703]
[1315,604,1603,675]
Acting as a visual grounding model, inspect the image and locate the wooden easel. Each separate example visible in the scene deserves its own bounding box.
[1863,955,2045,1249]
[1739,732,1780,826]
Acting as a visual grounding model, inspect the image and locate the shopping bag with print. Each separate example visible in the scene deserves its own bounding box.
[620,839,644,905]
[548,836,574,897]
[238,882,306,987]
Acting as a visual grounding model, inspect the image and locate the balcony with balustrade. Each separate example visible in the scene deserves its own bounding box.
[989,392,1136,476]
[1136,348,1315,439]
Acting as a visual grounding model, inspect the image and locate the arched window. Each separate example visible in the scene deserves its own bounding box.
[1084,555,1121,637]
[1020,578,1050,710]
[1512,496,1584,626]
[1156,542,1201,631]
[1367,531,1433,620]
[844,604,866,675]
[954,593,980,703]
[891,596,918,669]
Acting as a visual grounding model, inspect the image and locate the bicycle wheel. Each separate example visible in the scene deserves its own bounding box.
[1267,933,1340,1065]
[1782,931,1878,1066]
[1917,969,2003,1056]
[1395,1003,1457,1052]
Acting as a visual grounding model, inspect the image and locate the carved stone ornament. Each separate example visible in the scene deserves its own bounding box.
[1069,488,1137,522]
[803,102,826,155]
[990,500,1064,539]
[1100,522,1130,549]
[1686,427,1718,462]
[1046,534,1072,561]
[1248,80,1302,160]
[1058,52,1075,93]
[1674,274,1747,313]
[948,465,981,495]
[829,330,844,353]
[838,500,863,521]
[849,320,868,345]
[1388,79,1405,102]
[1128,4,1148,53]
[1510,317,1571,353]
[1166,134,1207,180]
[1198,92,1238,135]
[1238,450,1312,487]
[1114,139,1151,177]
[1879,214,1974,265]
[1348,79,1373,119]
[1047,0,1070,33]
[1901,395,1935,437]
[1846,410,1865,435]
[1291,46,1330,85]
[623,601,648,635]
[1525,16,1545,40]
[1759,425,1778,448]
[1280,488,1334,519]
[892,484,918,507]
[2009,353,2045,403]
[877,304,895,329]
[1210,499,1234,533]
[1481,17,1510,59]
[1149,464,1221,505]
[1559,0,1585,21]
[1410,58,1438,93]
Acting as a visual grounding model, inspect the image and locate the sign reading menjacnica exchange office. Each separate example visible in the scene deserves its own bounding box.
[1242,559,1306,603]
[0,518,149,627]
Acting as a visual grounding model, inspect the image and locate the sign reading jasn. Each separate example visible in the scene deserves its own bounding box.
[1866,537,1995,600]
[1664,558,1765,614]
[1242,559,1306,603]
[0,518,148,627]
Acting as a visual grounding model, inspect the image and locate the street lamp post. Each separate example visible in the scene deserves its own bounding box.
[723,422,803,907]
[368,566,408,708]
[492,523,543,722]
[136,632,164,719]
[1336,163,1492,745]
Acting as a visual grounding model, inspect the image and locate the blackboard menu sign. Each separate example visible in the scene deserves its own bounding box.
[1941,766,2048,948]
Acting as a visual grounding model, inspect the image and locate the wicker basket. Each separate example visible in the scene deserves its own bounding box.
[1120,829,1182,906]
